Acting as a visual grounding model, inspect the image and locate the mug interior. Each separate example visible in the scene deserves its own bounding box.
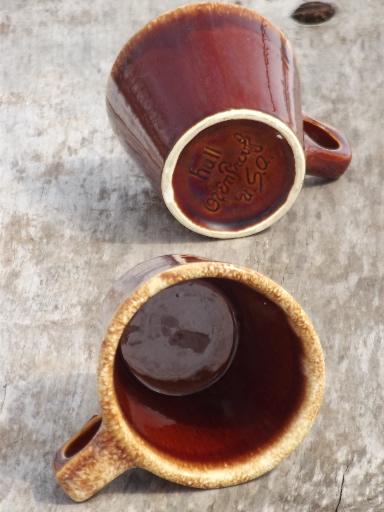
[114,276,306,465]
[162,110,305,238]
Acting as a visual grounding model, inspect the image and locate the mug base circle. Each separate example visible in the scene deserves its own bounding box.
[161,109,305,239]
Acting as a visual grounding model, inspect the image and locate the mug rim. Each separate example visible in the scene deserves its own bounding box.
[161,109,306,238]
[98,260,325,488]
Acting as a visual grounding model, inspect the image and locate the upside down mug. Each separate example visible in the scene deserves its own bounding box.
[54,255,325,501]
[106,2,352,239]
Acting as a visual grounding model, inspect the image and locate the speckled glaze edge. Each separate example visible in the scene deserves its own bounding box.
[54,416,134,502]
[98,261,325,490]
[161,110,306,239]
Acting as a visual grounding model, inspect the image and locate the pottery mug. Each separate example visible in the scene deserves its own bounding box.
[54,255,325,501]
[106,2,351,239]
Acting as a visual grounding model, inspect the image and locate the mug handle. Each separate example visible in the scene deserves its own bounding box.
[303,114,352,180]
[53,415,134,502]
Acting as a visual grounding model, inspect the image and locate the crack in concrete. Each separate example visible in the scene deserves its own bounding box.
[335,463,351,512]
[0,383,7,414]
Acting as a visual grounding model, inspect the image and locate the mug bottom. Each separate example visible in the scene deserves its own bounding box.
[161,109,305,238]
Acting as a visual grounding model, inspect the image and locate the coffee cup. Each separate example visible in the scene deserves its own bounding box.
[54,255,325,501]
[107,3,351,239]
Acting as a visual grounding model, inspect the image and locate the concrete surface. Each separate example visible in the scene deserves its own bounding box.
[0,0,383,510]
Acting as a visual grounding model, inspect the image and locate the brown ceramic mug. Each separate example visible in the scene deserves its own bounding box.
[107,2,351,239]
[54,255,325,501]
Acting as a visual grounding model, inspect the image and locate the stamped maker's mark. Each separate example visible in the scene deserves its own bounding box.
[189,132,272,213]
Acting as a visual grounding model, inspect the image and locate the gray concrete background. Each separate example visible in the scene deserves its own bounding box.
[0,0,383,510]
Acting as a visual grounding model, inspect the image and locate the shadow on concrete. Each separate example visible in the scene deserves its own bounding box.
[16,155,207,245]
[3,372,196,507]
[303,175,335,188]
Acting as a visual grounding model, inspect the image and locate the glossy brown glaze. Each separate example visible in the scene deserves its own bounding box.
[107,3,351,236]
[54,255,325,501]
[107,3,301,190]
[115,278,306,464]
[119,279,238,395]
[304,115,352,179]
[172,119,296,231]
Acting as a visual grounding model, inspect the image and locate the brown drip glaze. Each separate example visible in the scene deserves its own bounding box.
[107,3,351,235]
[54,255,325,502]
[115,278,306,464]
[106,3,302,199]
[303,115,352,180]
